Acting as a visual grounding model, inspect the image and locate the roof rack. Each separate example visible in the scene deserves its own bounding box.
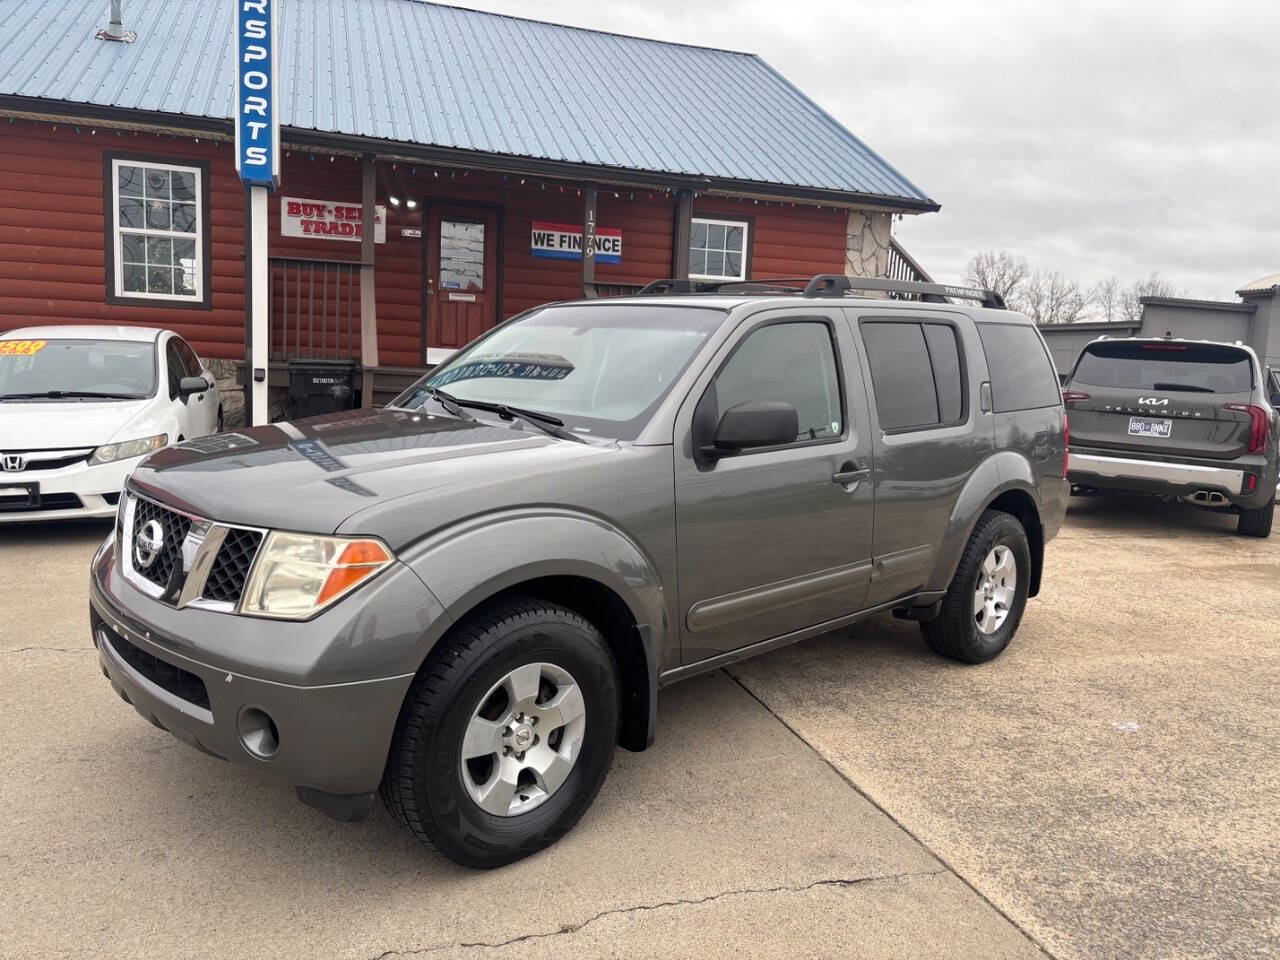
[634,277,812,296]
[801,275,1006,309]
[633,274,1006,309]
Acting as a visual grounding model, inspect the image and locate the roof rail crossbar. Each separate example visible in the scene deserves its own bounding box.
[801,275,1007,309]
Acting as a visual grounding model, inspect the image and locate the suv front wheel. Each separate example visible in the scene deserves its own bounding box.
[922,509,1032,664]
[381,597,620,868]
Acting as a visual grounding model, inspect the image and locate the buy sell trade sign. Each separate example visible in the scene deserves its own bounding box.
[531,221,622,263]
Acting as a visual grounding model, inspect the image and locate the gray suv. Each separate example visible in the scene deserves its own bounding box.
[90,275,1067,867]
[1064,336,1279,536]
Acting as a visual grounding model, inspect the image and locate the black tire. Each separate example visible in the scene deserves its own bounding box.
[1238,498,1274,538]
[380,597,620,868]
[921,509,1032,664]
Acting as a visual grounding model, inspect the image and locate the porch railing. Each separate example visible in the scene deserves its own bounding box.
[269,257,361,361]
[584,280,646,298]
[887,238,933,284]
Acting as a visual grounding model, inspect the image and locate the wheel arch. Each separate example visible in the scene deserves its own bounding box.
[929,453,1046,598]
[400,511,669,752]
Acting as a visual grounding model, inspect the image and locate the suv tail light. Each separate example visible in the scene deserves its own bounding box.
[1224,403,1269,453]
[1061,390,1089,407]
[1063,412,1070,478]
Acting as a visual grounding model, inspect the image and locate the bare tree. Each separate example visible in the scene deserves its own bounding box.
[966,250,1030,302]
[1015,269,1090,324]
[1120,272,1180,323]
[1090,276,1122,322]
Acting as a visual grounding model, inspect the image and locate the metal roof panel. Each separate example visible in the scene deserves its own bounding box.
[0,0,933,204]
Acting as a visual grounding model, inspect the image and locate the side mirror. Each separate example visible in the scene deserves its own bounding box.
[178,376,210,399]
[1270,393,1280,408]
[703,400,799,457]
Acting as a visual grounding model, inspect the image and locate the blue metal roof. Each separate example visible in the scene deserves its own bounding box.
[0,0,934,206]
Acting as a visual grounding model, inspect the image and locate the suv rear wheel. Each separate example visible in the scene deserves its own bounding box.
[922,509,1031,664]
[381,597,620,868]
[1238,498,1274,538]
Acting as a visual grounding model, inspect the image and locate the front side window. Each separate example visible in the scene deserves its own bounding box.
[393,305,726,440]
[110,159,205,303]
[690,218,748,281]
[0,339,156,399]
[710,321,843,444]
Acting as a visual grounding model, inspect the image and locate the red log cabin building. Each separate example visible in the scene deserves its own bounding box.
[0,0,938,419]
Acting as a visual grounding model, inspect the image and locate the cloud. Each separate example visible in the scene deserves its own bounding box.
[452,0,1279,299]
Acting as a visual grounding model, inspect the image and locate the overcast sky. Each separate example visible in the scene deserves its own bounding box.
[455,0,1277,300]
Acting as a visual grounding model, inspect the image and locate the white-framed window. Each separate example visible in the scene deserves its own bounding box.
[110,158,204,303]
[689,217,748,281]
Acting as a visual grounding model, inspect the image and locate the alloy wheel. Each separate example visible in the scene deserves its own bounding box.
[459,661,586,817]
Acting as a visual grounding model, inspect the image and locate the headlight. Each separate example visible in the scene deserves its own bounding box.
[240,532,393,619]
[88,434,167,465]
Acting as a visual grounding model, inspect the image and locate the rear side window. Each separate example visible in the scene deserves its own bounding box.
[977,323,1060,412]
[861,320,966,430]
[1072,342,1254,394]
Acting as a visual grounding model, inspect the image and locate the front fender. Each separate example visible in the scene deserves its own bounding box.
[398,506,670,680]
[926,451,1043,594]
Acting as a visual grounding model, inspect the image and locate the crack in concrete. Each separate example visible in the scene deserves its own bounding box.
[726,670,1061,960]
[365,869,944,959]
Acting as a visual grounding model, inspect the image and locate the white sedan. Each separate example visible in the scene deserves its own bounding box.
[0,326,222,522]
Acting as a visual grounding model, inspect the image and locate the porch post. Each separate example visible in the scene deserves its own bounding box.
[359,152,378,407]
[672,189,693,280]
[581,184,597,298]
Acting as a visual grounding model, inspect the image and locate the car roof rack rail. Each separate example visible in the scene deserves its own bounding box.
[801,275,1007,309]
[635,277,812,296]
[634,275,1006,309]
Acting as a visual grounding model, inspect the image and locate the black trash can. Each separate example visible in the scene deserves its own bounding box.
[287,359,357,419]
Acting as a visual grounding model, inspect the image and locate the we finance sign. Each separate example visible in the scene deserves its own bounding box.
[531,221,622,264]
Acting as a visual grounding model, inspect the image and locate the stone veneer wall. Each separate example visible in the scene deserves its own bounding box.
[845,209,892,278]
[205,358,246,429]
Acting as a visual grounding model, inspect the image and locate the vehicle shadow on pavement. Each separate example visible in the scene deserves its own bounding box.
[1063,490,1243,536]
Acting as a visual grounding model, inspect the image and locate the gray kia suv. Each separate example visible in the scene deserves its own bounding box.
[1064,336,1279,536]
[90,275,1068,867]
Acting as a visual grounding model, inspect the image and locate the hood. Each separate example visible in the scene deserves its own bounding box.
[128,408,617,540]
[0,399,152,448]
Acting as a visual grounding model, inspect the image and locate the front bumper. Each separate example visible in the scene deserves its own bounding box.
[0,457,135,522]
[1068,449,1274,508]
[90,538,444,803]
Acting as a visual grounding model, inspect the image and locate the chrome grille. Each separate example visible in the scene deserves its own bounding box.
[0,448,93,472]
[131,497,191,592]
[202,528,263,604]
[120,492,264,612]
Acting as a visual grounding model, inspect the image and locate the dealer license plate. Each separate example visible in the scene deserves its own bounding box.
[1128,416,1172,439]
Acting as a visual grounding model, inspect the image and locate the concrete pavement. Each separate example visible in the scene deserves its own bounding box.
[0,520,1038,959]
[733,495,1280,960]
[3,495,1277,958]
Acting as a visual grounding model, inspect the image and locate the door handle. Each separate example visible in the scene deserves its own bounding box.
[832,464,869,490]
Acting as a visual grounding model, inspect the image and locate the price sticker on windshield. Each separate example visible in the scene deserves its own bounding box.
[0,339,46,357]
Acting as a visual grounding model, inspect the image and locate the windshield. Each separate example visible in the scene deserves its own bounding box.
[1072,342,1253,394]
[0,338,156,399]
[392,304,725,440]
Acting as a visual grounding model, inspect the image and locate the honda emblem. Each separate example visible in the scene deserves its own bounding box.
[1,454,26,472]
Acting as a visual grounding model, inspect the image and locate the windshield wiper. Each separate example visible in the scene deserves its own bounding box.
[417,386,475,421]
[1151,382,1215,393]
[448,397,587,443]
[0,390,141,400]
